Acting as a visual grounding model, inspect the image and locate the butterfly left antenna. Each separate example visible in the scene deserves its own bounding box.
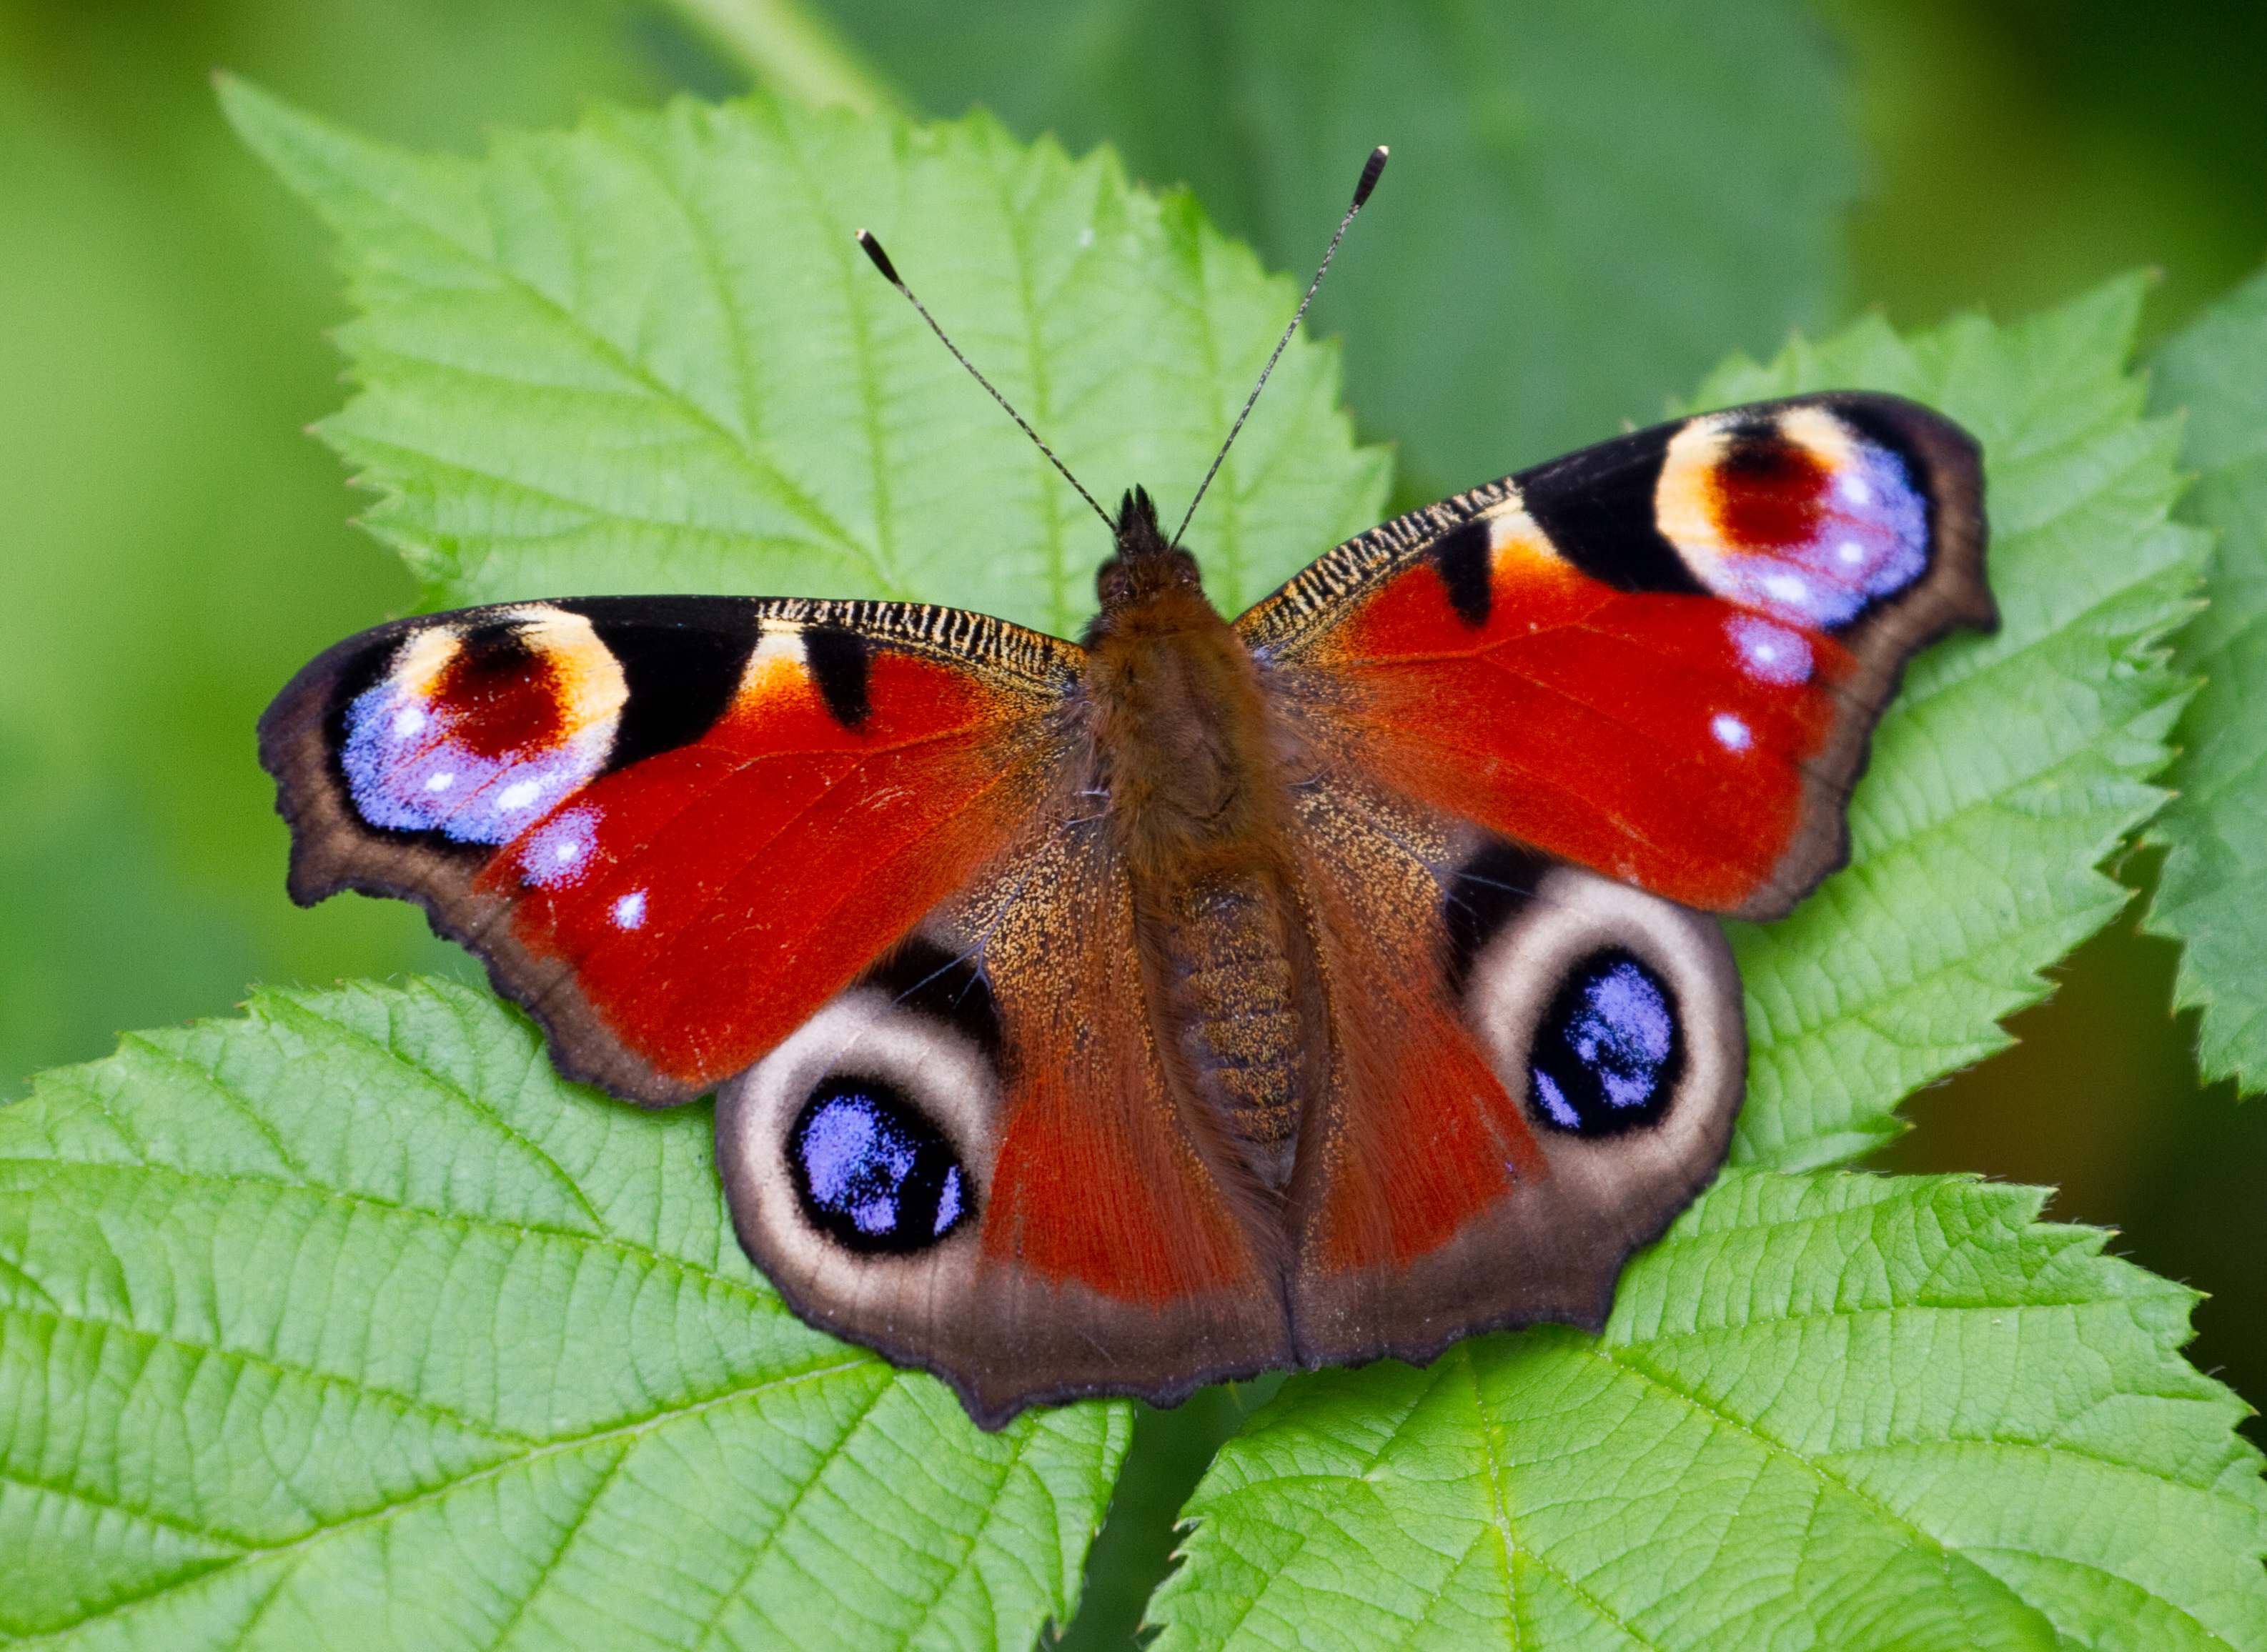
[1171,144,1389,546]
[853,228,1116,534]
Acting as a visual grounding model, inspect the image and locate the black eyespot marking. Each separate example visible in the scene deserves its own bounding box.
[1528,948,1685,1136]
[1517,421,1707,597]
[324,635,405,772]
[1429,518,1494,628]
[558,597,761,772]
[455,620,538,669]
[788,1078,971,1254]
[803,625,873,730]
[1442,839,1552,995]
[860,939,1003,1060]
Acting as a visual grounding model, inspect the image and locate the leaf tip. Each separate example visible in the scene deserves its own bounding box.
[212,71,292,156]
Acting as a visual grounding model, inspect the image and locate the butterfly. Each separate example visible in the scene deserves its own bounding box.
[260,156,1991,1429]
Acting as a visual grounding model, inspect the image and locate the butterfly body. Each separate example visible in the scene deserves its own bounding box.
[1083,491,1321,1193]
[262,392,1991,1427]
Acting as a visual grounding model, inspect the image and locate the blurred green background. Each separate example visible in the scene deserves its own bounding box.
[1,0,2261,1636]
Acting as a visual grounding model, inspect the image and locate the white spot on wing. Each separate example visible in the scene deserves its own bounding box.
[612,890,647,930]
[1727,615,1812,685]
[517,805,603,888]
[425,771,455,792]
[392,707,427,737]
[497,779,542,811]
[1711,714,1752,752]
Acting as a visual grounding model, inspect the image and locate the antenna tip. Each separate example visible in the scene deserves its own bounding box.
[853,228,903,287]
[1352,146,1389,208]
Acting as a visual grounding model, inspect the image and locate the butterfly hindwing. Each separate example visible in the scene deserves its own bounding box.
[714,825,1293,1428]
[259,595,1081,1105]
[1280,790,1745,1368]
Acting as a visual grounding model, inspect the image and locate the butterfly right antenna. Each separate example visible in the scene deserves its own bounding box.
[1171,145,1388,546]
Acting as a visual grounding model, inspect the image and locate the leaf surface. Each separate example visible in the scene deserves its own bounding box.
[2143,262,2267,1094]
[0,979,1129,1650]
[1151,1172,2267,1652]
[219,77,1389,633]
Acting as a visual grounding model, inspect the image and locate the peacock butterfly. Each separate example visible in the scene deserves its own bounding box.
[259,153,1992,1429]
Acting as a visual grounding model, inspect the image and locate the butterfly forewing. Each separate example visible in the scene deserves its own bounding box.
[260,595,1081,1104]
[1240,391,1993,918]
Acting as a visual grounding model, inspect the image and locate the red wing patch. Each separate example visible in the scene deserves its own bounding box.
[1286,790,1546,1273]
[487,639,1061,1093]
[1303,524,1850,912]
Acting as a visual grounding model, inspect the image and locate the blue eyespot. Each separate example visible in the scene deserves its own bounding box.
[1528,950,1683,1136]
[788,1080,971,1253]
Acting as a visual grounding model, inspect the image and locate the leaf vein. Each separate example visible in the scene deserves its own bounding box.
[4,1357,871,1648]
[685,1373,896,1652]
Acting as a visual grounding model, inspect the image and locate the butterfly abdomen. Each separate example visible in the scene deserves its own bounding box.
[1157,869,1316,1188]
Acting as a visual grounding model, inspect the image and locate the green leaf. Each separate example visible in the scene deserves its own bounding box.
[1149,287,2257,1648]
[1697,278,2207,1169]
[2143,262,2267,1095]
[1151,1172,2267,1651]
[818,0,1860,501]
[217,76,1389,634]
[0,978,1129,1648]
